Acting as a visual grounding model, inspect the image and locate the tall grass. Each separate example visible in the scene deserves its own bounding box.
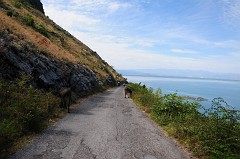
[128,83,240,158]
[0,78,60,158]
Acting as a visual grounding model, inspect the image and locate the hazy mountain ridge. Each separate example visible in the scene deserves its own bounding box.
[118,69,240,81]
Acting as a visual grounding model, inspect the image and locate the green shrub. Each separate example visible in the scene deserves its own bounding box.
[130,83,161,112]
[0,78,60,153]
[12,0,22,8]
[34,24,49,37]
[20,15,49,37]
[153,93,201,120]
[201,98,240,158]
[22,15,35,27]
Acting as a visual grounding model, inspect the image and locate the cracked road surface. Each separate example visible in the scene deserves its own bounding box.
[11,87,192,159]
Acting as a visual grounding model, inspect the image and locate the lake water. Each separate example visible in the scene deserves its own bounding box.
[125,76,240,110]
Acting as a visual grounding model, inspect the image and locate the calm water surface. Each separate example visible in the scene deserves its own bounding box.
[125,76,240,110]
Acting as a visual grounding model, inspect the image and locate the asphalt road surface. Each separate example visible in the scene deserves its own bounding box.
[11,87,193,159]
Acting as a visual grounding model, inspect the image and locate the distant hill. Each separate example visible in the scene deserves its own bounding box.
[118,69,240,81]
[0,0,123,95]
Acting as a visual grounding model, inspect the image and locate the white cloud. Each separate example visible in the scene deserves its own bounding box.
[162,27,240,50]
[170,49,199,54]
[71,30,240,73]
[202,52,240,73]
[222,0,240,28]
[213,40,240,49]
[134,39,157,47]
[108,2,132,12]
[70,0,131,13]
[44,5,100,31]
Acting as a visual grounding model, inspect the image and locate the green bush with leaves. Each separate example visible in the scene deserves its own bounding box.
[0,78,60,154]
[129,83,161,112]
[201,98,240,158]
[128,83,240,158]
[12,0,22,8]
[34,24,49,37]
[22,15,35,27]
[21,15,50,37]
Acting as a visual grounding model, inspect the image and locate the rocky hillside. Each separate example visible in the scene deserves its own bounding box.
[0,0,123,96]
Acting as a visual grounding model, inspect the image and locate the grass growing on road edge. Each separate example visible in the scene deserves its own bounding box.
[0,77,114,158]
[0,78,61,158]
[128,83,240,159]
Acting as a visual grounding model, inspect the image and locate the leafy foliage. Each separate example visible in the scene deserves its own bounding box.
[201,98,240,158]
[22,15,35,27]
[129,83,240,158]
[0,78,60,156]
[34,24,48,37]
[12,0,22,8]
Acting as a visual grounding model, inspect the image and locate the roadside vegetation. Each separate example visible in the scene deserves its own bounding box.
[0,75,114,158]
[128,83,240,159]
[0,77,61,158]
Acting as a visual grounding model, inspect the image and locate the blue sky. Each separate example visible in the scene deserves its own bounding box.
[42,0,240,74]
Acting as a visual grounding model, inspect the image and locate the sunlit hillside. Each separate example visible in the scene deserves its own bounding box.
[0,0,122,81]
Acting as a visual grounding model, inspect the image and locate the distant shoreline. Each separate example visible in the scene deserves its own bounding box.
[123,74,240,82]
[126,74,240,109]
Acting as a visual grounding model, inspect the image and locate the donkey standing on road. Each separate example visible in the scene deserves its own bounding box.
[59,87,71,113]
[59,68,73,113]
[124,84,132,98]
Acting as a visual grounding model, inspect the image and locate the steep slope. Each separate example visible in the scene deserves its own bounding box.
[0,0,123,96]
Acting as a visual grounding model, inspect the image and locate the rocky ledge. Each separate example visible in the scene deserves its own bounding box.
[0,37,116,97]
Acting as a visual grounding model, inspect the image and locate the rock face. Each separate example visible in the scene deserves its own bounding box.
[0,38,116,97]
[0,0,120,97]
[22,0,44,14]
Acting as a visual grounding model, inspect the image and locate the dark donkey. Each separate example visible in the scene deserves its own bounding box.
[59,87,71,113]
[124,86,132,98]
[59,68,73,113]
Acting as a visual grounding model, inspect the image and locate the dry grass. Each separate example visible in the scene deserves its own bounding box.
[1,0,122,80]
[0,12,77,62]
[1,0,87,62]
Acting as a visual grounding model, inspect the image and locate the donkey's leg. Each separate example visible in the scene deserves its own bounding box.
[67,96,70,113]
[64,97,67,109]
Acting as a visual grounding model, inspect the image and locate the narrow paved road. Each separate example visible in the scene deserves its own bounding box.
[11,87,192,159]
